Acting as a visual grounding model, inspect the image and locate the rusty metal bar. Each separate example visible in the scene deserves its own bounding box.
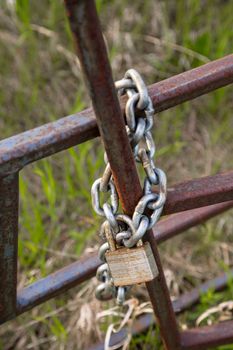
[1,117,233,212]
[163,170,233,215]
[64,0,141,214]
[180,320,233,349]
[64,1,181,349]
[0,54,233,177]
[154,200,233,243]
[12,201,232,321]
[0,3,231,348]
[0,173,19,323]
[1,113,233,209]
[142,241,181,349]
[147,53,233,113]
[173,269,233,314]
[16,252,100,316]
[89,268,233,350]
[173,268,233,313]
[0,111,98,177]
[1,123,233,213]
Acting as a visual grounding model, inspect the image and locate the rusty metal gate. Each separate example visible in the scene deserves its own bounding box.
[1,1,233,349]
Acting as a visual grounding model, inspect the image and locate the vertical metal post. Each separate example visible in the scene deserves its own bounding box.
[64,0,140,214]
[0,173,19,322]
[64,1,181,348]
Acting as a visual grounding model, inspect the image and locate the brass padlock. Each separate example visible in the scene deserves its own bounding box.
[105,242,159,287]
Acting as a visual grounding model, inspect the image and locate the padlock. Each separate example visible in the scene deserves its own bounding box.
[105,241,159,287]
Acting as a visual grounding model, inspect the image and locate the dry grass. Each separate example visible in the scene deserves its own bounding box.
[0,0,233,349]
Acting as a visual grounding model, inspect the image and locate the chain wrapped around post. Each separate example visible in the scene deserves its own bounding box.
[91,69,167,305]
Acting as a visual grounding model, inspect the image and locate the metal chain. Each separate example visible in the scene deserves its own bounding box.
[91,69,167,305]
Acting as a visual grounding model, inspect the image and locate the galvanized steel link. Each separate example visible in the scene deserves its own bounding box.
[91,69,167,303]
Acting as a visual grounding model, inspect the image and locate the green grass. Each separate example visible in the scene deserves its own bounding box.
[0,0,233,349]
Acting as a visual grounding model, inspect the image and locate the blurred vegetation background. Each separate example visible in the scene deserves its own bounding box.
[0,0,233,349]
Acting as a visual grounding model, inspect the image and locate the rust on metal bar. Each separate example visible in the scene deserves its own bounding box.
[180,320,233,349]
[64,0,141,214]
[89,268,233,350]
[0,173,19,323]
[16,252,100,316]
[64,1,180,348]
[154,200,233,243]
[173,268,233,313]
[5,200,231,322]
[143,233,181,350]
[0,55,232,177]
[147,53,233,113]
[0,111,98,177]
[163,171,233,215]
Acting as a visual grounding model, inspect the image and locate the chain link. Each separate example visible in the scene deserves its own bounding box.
[91,69,167,304]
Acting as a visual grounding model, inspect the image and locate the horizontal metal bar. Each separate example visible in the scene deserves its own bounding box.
[16,253,100,316]
[147,53,233,113]
[0,110,98,177]
[0,55,232,177]
[155,200,233,242]
[89,269,233,350]
[173,268,233,313]
[163,171,233,214]
[13,201,233,321]
[180,320,233,349]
